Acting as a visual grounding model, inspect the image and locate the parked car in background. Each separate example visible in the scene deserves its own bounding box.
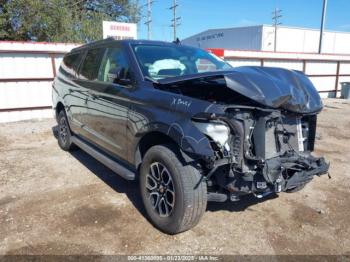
[52,39,329,234]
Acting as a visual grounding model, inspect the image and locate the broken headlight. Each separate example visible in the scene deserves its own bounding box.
[192,121,231,151]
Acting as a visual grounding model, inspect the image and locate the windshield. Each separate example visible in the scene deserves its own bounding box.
[132,44,232,80]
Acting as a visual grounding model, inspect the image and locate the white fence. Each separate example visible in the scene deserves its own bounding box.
[0,41,79,123]
[1,42,350,123]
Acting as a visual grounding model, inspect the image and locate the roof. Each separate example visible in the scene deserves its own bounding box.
[71,38,180,53]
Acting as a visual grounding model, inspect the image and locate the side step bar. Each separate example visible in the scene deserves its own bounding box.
[71,136,136,181]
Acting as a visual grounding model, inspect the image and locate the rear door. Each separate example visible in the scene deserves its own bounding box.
[84,46,132,160]
[57,51,86,134]
[74,47,106,142]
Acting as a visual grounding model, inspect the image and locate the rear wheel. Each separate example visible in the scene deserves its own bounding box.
[140,145,207,234]
[57,110,76,151]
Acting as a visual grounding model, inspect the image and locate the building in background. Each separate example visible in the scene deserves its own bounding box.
[182,25,350,54]
[102,21,137,40]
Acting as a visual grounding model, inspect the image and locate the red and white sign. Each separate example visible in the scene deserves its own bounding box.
[102,21,137,40]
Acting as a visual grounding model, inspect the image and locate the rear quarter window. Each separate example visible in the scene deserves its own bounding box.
[79,48,105,81]
[59,52,82,77]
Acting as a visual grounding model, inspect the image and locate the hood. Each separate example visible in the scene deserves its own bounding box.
[157,66,323,114]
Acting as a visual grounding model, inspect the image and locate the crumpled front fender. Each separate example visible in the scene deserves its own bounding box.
[134,121,215,162]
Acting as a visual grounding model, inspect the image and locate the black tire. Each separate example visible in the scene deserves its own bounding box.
[286,184,306,193]
[57,110,76,151]
[140,145,207,234]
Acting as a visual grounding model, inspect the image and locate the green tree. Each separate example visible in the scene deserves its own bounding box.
[0,0,140,42]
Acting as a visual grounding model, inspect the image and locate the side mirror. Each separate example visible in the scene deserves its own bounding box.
[107,67,132,86]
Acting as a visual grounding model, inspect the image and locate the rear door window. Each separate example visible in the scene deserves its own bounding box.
[79,48,105,81]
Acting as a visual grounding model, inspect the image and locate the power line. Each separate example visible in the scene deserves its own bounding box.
[169,0,181,41]
[272,7,282,52]
[143,0,154,40]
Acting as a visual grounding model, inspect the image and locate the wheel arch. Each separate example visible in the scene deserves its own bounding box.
[134,131,178,171]
[55,102,65,121]
[133,127,214,172]
[55,101,75,134]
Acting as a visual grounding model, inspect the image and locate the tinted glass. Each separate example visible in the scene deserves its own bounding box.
[132,44,231,80]
[80,48,105,81]
[60,52,81,77]
[98,47,131,84]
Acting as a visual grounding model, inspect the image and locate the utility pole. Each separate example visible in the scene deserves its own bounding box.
[272,8,282,52]
[318,0,328,53]
[169,0,181,41]
[144,0,154,40]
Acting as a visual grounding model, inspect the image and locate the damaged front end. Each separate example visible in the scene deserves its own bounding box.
[158,66,330,201]
[192,108,329,201]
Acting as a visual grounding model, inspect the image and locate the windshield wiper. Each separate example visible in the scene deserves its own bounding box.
[144,76,160,84]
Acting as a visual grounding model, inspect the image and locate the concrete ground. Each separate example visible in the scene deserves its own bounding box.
[0,99,349,255]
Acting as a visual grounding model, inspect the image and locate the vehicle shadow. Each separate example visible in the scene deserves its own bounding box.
[70,148,279,214]
[52,125,146,217]
[206,193,278,212]
[69,149,146,216]
[52,125,279,216]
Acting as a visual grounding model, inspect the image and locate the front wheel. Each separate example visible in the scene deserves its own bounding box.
[140,145,207,234]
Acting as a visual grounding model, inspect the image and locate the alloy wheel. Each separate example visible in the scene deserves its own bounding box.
[146,162,175,217]
[59,117,68,144]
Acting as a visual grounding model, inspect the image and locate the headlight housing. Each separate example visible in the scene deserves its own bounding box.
[192,121,230,150]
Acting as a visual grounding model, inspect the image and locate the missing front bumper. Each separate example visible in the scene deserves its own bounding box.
[208,151,330,201]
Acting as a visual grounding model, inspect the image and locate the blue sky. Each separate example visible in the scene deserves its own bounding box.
[137,0,350,41]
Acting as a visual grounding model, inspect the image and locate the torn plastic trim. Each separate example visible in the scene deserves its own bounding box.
[263,151,330,187]
[212,153,330,198]
[282,156,330,190]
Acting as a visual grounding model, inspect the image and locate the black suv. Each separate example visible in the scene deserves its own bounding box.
[53,39,329,234]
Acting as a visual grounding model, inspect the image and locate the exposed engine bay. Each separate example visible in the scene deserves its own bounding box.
[192,108,329,201]
[155,66,330,201]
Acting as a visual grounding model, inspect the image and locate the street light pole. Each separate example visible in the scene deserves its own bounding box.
[318,0,328,53]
